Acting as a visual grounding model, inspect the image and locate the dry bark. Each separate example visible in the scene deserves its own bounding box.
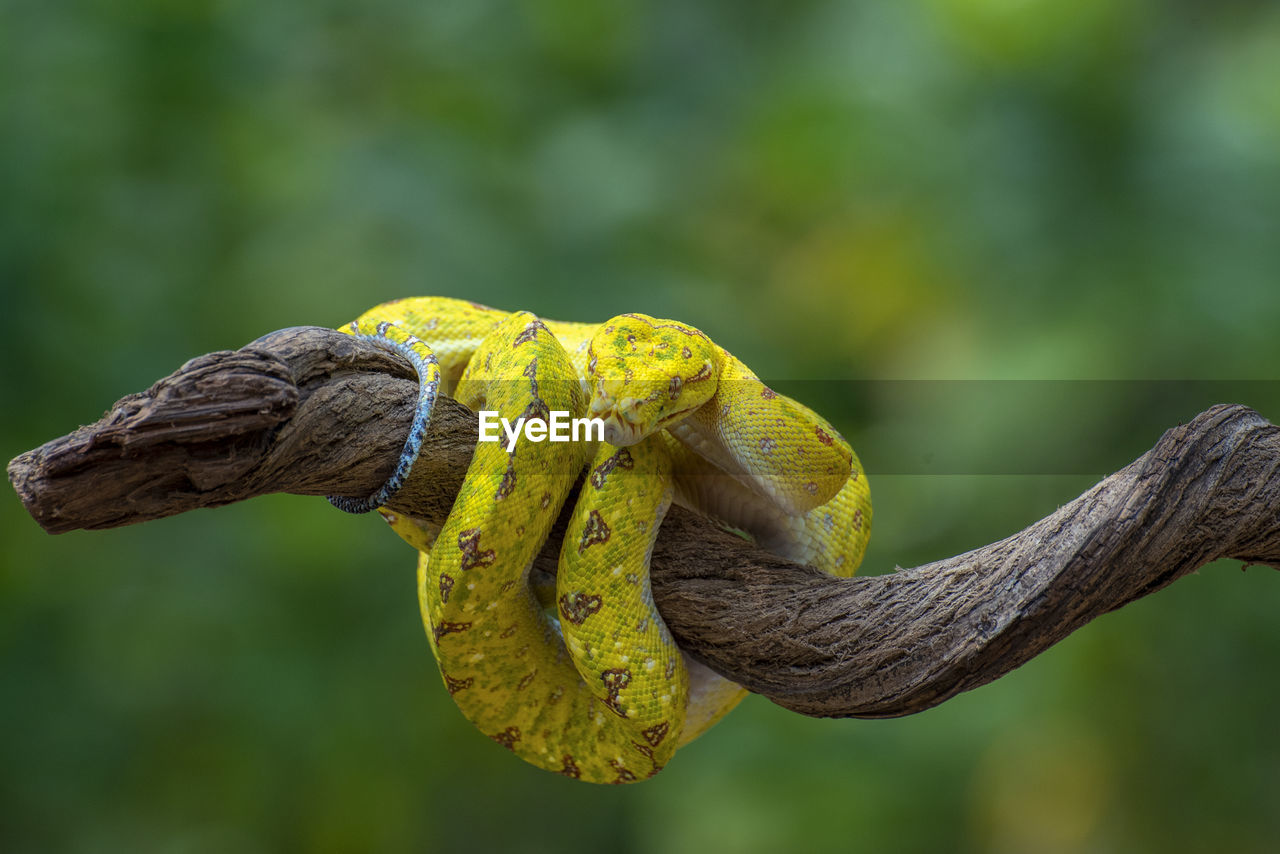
[9,326,1280,719]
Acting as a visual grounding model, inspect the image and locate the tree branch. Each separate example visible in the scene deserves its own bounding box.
[9,327,1280,719]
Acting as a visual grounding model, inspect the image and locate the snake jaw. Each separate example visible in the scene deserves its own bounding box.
[601,416,639,447]
[595,402,645,447]
[591,383,647,446]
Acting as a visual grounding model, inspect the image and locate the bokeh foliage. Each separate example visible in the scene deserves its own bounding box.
[3,1,1280,851]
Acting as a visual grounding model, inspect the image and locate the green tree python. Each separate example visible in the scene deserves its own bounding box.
[328,297,871,784]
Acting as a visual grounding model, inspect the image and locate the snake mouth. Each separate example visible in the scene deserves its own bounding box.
[599,411,643,447]
[590,388,698,447]
[589,392,645,446]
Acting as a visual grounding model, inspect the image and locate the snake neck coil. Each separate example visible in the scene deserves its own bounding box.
[327,320,441,515]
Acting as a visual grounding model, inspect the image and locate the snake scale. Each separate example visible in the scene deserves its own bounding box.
[329,297,871,784]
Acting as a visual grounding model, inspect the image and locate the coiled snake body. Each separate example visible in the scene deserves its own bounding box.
[332,297,871,783]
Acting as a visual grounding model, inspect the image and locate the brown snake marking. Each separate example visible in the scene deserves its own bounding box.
[491,727,521,750]
[600,668,632,717]
[617,313,712,340]
[558,592,603,625]
[589,448,635,489]
[457,528,496,570]
[513,319,548,347]
[577,510,611,553]
[495,460,517,501]
[610,761,638,784]
[687,363,714,384]
[443,672,475,695]
[433,621,472,643]
[642,721,670,747]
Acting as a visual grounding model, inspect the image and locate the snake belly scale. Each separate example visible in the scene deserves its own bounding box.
[330,297,872,783]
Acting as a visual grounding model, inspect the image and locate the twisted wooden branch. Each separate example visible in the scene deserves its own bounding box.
[9,327,1280,719]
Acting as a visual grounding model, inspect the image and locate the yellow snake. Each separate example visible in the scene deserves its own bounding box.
[330,297,871,784]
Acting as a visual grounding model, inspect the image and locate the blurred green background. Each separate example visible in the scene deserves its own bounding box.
[4,1,1280,851]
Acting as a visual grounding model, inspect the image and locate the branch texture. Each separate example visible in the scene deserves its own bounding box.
[9,326,1280,718]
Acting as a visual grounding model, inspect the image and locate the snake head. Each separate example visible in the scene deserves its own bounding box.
[586,314,719,446]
